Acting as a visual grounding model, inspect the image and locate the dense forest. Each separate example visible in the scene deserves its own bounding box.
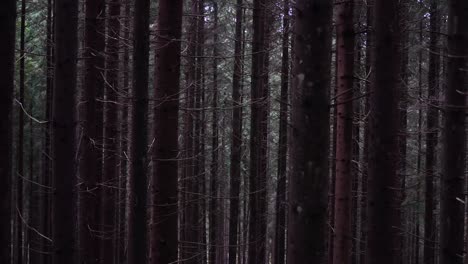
[0,0,467,263]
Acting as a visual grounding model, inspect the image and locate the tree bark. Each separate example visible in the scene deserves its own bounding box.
[287,0,333,263]
[52,0,79,262]
[248,0,270,262]
[439,1,468,263]
[15,0,27,262]
[79,0,106,261]
[0,0,16,262]
[424,3,439,264]
[366,0,402,263]
[150,1,183,263]
[229,0,244,263]
[274,1,289,264]
[333,1,355,263]
[100,0,121,262]
[126,0,150,262]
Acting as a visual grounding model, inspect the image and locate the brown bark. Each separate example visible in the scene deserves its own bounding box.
[79,0,106,261]
[229,0,244,263]
[424,4,439,263]
[274,1,289,264]
[100,0,121,262]
[366,0,402,263]
[439,1,468,264]
[287,0,332,263]
[126,0,150,262]
[150,0,183,263]
[52,0,79,262]
[248,0,270,262]
[333,1,355,263]
[0,0,15,262]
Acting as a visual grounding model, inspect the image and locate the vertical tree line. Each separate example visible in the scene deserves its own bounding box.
[1,0,467,264]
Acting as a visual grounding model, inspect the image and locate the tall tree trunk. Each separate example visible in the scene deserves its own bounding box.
[80,0,106,261]
[126,0,150,262]
[424,3,439,263]
[52,0,79,261]
[39,0,54,263]
[287,0,332,263]
[360,2,372,263]
[366,0,402,263]
[101,0,121,262]
[333,1,355,263]
[150,1,183,263]
[0,0,16,262]
[229,0,244,263]
[439,1,467,263]
[248,0,270,262]
[274,1,289,264]
[210,2,224,263]
[16,0,27,262]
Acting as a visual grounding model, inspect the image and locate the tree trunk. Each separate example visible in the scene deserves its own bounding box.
[15,0,26,261]
[333,1,355,263]
[0,0,16,262]
[248,0,270,262]
[424,3,439,263]
[150,1,183,263]
[287,0,333,263]
[229,0,244,263]
[366,0,402,263]
[274,1,289,264]
[79,0,106,261]
[126,0,150,262]
[100,0,121,262]
[52,0,79,262]
[439,1,467,263]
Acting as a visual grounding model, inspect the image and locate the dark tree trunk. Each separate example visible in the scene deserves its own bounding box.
[79,0,106,261]
[52,0,79,262]
[150,1,183,263]
[360,2,372,263]
[126,0,150,263]
[424,4,439,263]
[229,0,244,263]
[274,1,289,264]
[15,0,26,262]
[333,1,355,263]
[100,0,121,262]
[287,0,332,263]
[248,0,270,262]
[366,0,402,263]
[39,0,54,263]
[0,0,16,262]
[439,1,468,264]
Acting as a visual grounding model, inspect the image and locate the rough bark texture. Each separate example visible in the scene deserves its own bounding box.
[150,1,183,263]
[0,0,15,262]
[333,1,355,263]
[52,0,79,262]
[101,0,121,262]
[366,0,402,263]
[79,0,106,261]
[439,1,468,264]
[287,0,332,263]
[274,1,289,263]
[248,0,269,262]
[229,1,244,263]
[126,0,150,262]
[424,3,439,264]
